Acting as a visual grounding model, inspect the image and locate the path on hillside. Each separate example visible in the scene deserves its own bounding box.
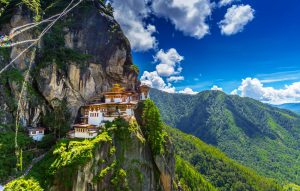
[21,152,47,177]
[2,152,47,186]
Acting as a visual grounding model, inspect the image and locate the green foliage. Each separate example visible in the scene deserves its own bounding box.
[37,134,56,149]
[41,99,71,138]
[111,168,129,191]
[35,20,90,73]
[284,183,300,191]
[28,132,111,188]
[141,99,165,155]
[49,132,111,175]
[175,156,217,191]
[4,177,43,191]
[21,0,41,21]
[151,89,300,184]
[0,132,34,182]
[167,126,283,191]
[130,64,139,74]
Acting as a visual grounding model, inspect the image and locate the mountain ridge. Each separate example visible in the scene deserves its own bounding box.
[150,88,300,184]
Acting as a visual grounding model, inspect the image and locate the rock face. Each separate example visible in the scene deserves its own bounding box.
[48,122,175,191]
[0,3,138,128]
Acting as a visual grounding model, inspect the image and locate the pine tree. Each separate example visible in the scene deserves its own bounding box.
[142,99,164,155]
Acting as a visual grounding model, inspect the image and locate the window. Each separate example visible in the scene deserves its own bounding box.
[32,131,36,135]
[39,131,43,134]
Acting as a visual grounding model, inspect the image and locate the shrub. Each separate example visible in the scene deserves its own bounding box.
[4,178,42,191]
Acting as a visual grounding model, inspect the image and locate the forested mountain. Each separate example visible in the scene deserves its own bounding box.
[169,126,282,191]
[150,88,300,185]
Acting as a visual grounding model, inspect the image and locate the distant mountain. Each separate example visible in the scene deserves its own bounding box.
[150,88,300,184]
[275,103,300,114]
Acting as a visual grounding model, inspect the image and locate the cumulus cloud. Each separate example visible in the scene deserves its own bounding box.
[111,0,157,51]
[140,71,176,93]
[179,88,198,95]
[234,78,300,104]
[152,0,213,39]
[167,76,184,82]
[211,85,223,91]
[230,89,238,95]
[218,0,237,7]
[219,4,255,35]
[140,48,185,93]
[154,48,184,77]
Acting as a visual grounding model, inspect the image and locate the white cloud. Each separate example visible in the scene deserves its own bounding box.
[234,78,300,104]
[140,71,176,93]
[152,0,213,39]
[179,88,198,95]
[256,70,300,83]
[111,0,157,51]
[154,48,184,77]
[231,89,238,95]
[219,4,255,35]
[211,85,223,91]
[218,0,238,7]
[167,76,184,82]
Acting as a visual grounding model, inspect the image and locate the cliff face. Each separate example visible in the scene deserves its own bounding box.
[24,118,175,191]
[0,2,138,128]
[50,129,175,191]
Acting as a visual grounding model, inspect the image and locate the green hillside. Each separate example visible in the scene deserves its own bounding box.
[175,156,217,191]
[150,88,300,184]
[168,126,282,191]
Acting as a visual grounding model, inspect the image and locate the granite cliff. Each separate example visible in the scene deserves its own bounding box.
[0,1,138,129]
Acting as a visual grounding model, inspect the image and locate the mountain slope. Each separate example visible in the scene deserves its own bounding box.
[150,88,300,184]
[168,126,282,191]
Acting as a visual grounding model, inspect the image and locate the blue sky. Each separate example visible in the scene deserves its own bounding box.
[111,0,300,104]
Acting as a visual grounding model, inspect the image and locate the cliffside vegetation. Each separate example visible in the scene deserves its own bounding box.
[4,114,171,190]
[141,99,165,155]
[4,177,42,191]
[151,88,300,185]
[0,132,35,183]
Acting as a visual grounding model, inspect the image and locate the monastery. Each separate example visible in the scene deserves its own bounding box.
[68,84,150,139]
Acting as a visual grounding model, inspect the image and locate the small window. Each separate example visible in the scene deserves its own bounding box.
[39,131,43,134]
[32,131,36,135]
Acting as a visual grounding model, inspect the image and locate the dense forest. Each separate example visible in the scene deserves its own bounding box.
[168,126,283,191]
[150,88,300,185]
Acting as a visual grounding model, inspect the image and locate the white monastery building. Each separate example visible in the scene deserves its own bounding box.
[28,127,45,141]
[68,84,150,138]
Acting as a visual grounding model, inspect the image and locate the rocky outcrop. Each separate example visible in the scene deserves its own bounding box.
[49,121,175,191]
[0,2,138,128]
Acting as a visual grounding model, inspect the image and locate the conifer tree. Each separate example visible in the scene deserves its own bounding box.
[142,99,164,155]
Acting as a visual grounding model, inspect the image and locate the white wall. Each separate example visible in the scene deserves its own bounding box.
[74,131,97,139]
[114,98,121,103]
[126,108,133,116]
[88,111,103,126]
[103,116,115,122]
[140,92,149,100]
[31,134,44,141]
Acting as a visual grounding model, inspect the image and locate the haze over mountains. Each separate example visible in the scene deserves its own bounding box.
[150,88,300,184]
[276,103,300,114]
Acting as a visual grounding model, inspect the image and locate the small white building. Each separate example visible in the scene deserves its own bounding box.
[28,128,45,141]
[71,124,98,139]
